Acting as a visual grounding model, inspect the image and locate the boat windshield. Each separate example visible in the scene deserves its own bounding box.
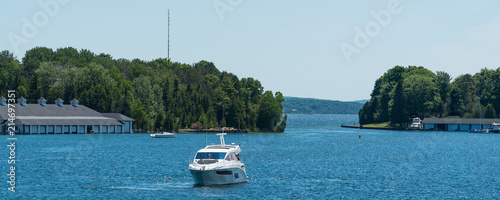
[195,152,226,160]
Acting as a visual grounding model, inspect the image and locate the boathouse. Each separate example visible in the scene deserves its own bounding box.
[422,118,498,131]
[0,97,134,134]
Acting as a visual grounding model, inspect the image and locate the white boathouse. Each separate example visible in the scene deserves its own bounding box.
[422,118,498,132]
[0,97,134,134]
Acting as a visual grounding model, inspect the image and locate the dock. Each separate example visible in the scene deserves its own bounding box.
[341,125,406,131]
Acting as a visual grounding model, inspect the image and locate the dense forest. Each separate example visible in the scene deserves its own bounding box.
[0,47,287,132]
[282,97,363,114]
[359,66,500,126]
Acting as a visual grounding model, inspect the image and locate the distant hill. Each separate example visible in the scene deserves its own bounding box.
[282,97,364,114]
[351,99,369,104]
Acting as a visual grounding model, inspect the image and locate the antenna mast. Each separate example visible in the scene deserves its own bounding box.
[168,9,170,60]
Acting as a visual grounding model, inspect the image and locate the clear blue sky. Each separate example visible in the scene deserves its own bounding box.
[2,0,499,101]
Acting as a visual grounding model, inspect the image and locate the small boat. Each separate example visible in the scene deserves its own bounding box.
[150,132,177,138]
[469,129,487,133]
[488,123,500,133]
[188,133,248,186]
[410,117,422,130]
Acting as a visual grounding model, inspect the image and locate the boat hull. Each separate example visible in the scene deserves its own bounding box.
[150,134,177,138]
[189,167,247,186]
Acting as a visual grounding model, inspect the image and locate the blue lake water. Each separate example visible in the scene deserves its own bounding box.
[1,114,499,199]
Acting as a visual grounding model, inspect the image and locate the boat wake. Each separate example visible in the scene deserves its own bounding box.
[111,182,192,191]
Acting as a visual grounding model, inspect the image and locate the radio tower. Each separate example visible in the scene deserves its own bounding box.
[167,9,170,60]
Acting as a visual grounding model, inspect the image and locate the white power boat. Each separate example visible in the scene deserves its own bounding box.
[410,117,422,130]
[488,123,500,133]
[150,132,177,138]
[188,133,248,186]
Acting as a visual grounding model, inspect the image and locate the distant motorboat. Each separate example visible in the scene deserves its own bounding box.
[488,123,500,133]
[469,129,488,133]
[150,132,177,138]
[410,117,422,130]
[188,133,248,186]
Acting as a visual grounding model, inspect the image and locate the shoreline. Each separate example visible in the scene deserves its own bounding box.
[341,125,407,131]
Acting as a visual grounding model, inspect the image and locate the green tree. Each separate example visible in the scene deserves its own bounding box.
[227,98,245,129]
[379,92,390,122]
[206,106,216,128]
[0,50,17,63]
[214,86,230,126]
[403,74,439,118]
[194,60,220,76]
[367,97,379,123]
[358,102,369,125]
[54,47,79,66]
[35,62,59,97]
[390,81,406,126]
[276,113,287,133]
[453,74,477,115]
[16,85,27,99]
[132,75,164,131]
[22,47,54,76]
[493,68,500,115]
[130,101,147,132]
[256,91,285,132]
[371,65,405,97]
[436,71,451,104]
[435,100,446,118]
[47,88,62,102]
[475,68,500,116]
[0,51,22,94]
[484,104,496,118]
[28,73,40,102]
[448,86,464,116]
[78,49,95,65]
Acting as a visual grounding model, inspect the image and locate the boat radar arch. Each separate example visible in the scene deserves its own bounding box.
[217,133,227,146]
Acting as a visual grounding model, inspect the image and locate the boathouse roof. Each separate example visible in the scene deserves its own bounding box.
[101,113,134,121]
[422,118,499,124]
[0,102,134,125]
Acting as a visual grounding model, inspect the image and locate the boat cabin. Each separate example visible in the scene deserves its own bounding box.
[489,123,500,133]
[194,145,241,164]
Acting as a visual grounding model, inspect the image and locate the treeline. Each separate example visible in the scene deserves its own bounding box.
[359,66,500,126]
[282,97,363,114]
[0,47,287,132]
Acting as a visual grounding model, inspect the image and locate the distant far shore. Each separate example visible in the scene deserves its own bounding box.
[282,96,364,114]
